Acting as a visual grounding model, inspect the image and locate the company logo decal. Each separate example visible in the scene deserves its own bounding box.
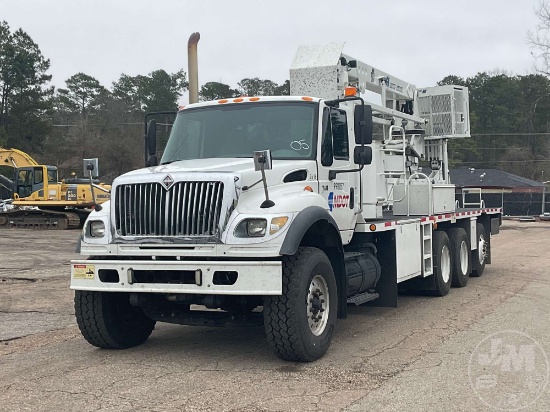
[161,174,175,190]
[328,192,349,211]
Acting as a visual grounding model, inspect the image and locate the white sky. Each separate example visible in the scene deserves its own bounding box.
[1,0,542,105]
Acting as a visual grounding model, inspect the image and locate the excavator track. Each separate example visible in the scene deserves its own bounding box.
[0,209,82,230]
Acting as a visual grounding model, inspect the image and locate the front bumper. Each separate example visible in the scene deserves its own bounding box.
[70,259,282,295]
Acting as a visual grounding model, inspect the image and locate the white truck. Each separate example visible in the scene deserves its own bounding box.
[71,42,501,362]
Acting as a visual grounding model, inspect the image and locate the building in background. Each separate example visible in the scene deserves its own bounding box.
[450,168,548,216]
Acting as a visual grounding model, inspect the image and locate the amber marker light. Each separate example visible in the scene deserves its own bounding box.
[270,217,289,235]
[302,96,313,101]
[344,86,357,97]
[249,97,260,101]
[218,99,228,104]
[304,186,313,192]
[233,98,244,103]
[369,224,376,231]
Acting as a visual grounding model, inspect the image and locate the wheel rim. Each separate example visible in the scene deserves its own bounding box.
[307,275,329,336]
[459,240,469,275]
[478,234,486,265]
[441,245,451,283]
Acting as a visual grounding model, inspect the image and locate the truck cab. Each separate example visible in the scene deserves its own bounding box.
[13,165,58,200]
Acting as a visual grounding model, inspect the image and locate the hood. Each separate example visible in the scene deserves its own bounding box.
[116,158,316,188]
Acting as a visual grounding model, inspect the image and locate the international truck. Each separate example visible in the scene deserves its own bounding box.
[70,39,501,361]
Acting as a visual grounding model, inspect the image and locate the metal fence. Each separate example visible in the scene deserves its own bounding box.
[459,190,549,216]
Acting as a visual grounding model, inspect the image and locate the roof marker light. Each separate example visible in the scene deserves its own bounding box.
[344,87,357,97]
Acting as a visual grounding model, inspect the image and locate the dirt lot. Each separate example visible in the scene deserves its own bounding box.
[0,221,549,412]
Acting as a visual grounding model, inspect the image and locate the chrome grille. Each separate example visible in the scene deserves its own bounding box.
[115,181,224,237]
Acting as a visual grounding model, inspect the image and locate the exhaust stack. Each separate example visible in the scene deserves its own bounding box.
[188,32,200,104]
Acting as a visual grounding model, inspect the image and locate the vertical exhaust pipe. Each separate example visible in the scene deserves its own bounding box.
[188,32,200,104]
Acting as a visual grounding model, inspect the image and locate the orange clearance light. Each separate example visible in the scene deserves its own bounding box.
[218,99,228,104]
[344,86,357,97]
[304,186,313,192]
[369,224,376,232]
[302,96,313,101]
[249,97,260,101]
[233,98,244,103]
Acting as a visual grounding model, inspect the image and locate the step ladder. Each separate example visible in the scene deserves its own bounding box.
[422,223,433,277]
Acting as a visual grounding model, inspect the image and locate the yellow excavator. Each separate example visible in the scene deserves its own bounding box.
[0,147,111,229]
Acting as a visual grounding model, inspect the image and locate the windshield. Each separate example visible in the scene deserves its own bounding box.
[161,102,317,164]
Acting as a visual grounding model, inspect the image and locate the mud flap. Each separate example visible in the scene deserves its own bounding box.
[365,230,398,307]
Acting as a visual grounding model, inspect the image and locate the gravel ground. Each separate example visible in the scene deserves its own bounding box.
[0,220,548,411]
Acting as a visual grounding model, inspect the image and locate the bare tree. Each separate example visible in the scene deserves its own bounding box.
[529,0,550,76]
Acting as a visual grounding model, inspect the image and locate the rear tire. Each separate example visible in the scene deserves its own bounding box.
[448,227,470,288]
[263,247,337,362]
[432,230,452,297]
[75,291,156,349]
[471,222,487,277]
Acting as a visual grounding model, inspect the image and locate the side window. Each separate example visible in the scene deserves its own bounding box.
[331,109,349,160]
[321,108,333,166]
[34,168,43,184]
[48,169,58,183]
[18,170,31,185]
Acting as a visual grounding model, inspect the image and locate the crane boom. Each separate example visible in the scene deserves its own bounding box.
[0,147,40,168]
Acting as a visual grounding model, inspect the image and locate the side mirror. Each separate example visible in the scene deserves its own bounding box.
[146,120,158,167]
[354,105,373,145]
[147,119,157,156]
[354,146,372,166]
[253,150,273,171]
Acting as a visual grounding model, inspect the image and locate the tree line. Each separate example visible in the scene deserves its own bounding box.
[1,11,550,182]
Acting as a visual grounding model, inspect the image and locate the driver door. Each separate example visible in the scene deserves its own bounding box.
[317,106,359,235]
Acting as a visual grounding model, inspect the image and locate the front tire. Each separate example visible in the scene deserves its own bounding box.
[75,291,156,349]
[263,247,337,362]
[432,230,452,296]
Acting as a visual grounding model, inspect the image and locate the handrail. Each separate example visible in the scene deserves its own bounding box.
[407,172,433,216]
[462,188,483,208]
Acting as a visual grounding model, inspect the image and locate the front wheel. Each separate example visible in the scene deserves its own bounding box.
[75,291,156,349]
[263,247,337,362]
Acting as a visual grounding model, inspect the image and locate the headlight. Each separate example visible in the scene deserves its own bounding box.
[89,220,105,237]
[235,218,267,237]
[234,216,289,238]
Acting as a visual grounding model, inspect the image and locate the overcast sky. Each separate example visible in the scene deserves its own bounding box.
[1,0,542,104]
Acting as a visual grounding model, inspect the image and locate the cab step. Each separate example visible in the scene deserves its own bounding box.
[347,292,379,305]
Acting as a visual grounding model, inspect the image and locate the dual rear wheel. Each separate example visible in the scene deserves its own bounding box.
[432,222,487,296]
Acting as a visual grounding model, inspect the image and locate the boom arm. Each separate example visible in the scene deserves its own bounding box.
[0,147,40,168]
